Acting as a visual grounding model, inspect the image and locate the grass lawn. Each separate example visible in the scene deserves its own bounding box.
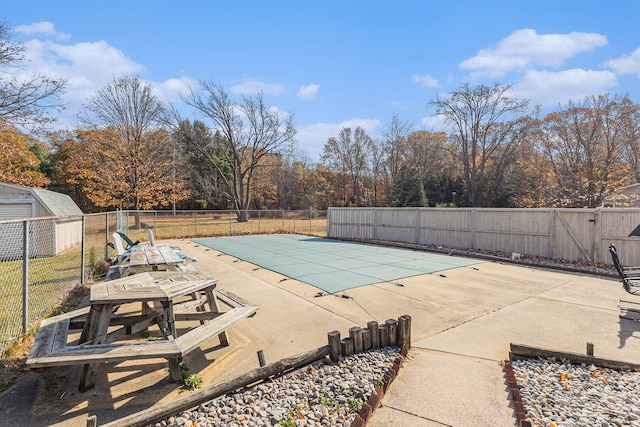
[0,247,83,356]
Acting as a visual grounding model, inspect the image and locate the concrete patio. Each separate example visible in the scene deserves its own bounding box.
[1,236,637,427]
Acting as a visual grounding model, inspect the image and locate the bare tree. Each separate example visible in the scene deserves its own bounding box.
[322,127,373,206]
[541,93,632,207]
[381,113,413,194]
[368,137,385,206]
[618,99,640,183]
[182,81,296,222]
[429,83,532,206]
[0,21,66,131]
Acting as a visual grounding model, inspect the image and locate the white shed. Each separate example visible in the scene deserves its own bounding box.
[0,182,83,259]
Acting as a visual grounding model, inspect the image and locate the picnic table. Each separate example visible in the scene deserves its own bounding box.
[26,273,258,391]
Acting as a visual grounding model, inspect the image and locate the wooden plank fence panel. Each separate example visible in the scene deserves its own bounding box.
[474,210,550,257]
[327,207,640,267]
[553,210,597,262]
[600,209,640,265]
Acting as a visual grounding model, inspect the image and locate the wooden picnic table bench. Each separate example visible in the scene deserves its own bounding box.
[26,274,258,391]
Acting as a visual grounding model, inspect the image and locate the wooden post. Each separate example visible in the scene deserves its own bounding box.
[362,328,371,351]
[349,326,363,354]
[342,338,354,357]
[379,324,389,348]
[385,319,398,346]
[398,315,411,349]
[586,342,594,356]
[86,415,97,427]
[368,321,379,349]
[328,331,342,362]
[79,304,115,392]
[509,343,640,371]
[168,358,182,382]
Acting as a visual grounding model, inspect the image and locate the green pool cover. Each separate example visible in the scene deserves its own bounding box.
[193,234,483,294]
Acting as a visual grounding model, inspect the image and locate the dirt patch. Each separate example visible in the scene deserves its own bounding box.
[0,335,33,392]
[0,283,91,394]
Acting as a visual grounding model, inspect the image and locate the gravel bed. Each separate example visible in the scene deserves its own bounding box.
[151,347,400,427]
[511,359,640,427]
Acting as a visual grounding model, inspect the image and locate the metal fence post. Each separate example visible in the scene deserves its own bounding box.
[81,216,86,285]
[22,220,29,334]
[105,212,110,261]
[258,211,261,233]
[154,211,158,236]
[293,210,296,232]
[195,211,199,236]
[309,210,312,233]
[229,211,233,234]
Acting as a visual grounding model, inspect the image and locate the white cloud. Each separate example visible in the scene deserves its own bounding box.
[0,23,195,130]
[297,84,319,100]
[297,118,382,161]
[14,21,70,41]
[411,74,439,88]
[511,69,618,106]
[461,29,607,78]
[420,114,447,131]
[230,79,288,96]
[13,38,146,108]
[606,48,640,76]
[154,76,199,101]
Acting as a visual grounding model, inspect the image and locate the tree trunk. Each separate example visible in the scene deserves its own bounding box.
[133,211,142,229]
[236,210,248,222]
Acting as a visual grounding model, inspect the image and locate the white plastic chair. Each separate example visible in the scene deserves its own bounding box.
[112,232,129,264]
[147,229,156,247]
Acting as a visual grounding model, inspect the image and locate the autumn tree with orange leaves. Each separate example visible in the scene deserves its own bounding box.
[69,75,188,216]
[54,128,187,211]
[0,121,49,187]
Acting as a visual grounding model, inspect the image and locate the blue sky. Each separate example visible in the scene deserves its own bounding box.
[3,1,640,161]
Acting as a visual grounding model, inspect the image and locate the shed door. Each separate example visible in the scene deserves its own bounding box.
[0,203,33,220]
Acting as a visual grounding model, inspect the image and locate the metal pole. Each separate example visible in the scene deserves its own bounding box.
[258,211,261,233]
[293,210,296,232]
[229,211,233,234]
[81,216,86,285]
[154,211,158,237]
[22,220,29,333]
[195,211,199,237]
[309,210,312,233]
[105,212,110,261]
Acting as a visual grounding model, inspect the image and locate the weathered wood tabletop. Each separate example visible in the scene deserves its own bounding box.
[129,245,183,268]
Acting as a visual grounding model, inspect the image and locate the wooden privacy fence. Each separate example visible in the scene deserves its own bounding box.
[327,207,640,267]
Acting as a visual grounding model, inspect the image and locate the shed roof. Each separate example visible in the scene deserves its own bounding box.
[0,182,82,217]
[30,187,83,216]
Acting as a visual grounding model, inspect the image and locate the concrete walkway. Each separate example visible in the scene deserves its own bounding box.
[2,238,638,427]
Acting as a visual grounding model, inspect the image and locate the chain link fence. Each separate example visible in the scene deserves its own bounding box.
[0,210,326,356]
[117,210,328,242]
[0,215,84,357]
